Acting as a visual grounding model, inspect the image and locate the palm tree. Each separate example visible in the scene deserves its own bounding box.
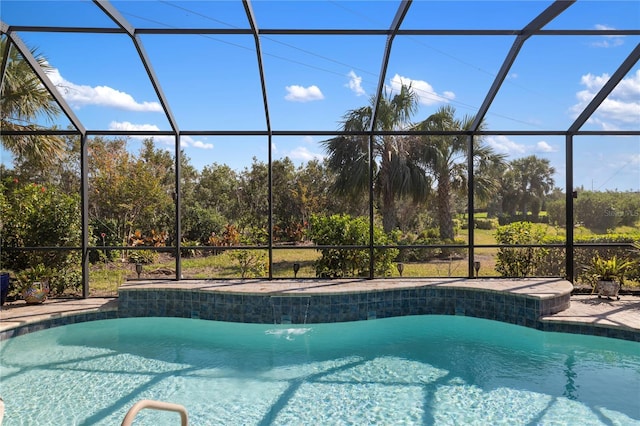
[0,38,64,166]
[413,105,505,240]
[322,84,430,232]
[504,155,555,219]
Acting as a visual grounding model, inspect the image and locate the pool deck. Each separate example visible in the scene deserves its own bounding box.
[1,278,639,340]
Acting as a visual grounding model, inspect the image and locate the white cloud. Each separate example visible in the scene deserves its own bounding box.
[571,70,640,130]
[485,135,526,155]
[388,74,454,106]
[108,121,213,149]
[346,70,366,96]
[188,139,214,149]
[285,85,324,102]
[48,68,162,112]
[109,121,160,132]
[535,141,556,153]
[287,146,324,162]
[590,24,624,48]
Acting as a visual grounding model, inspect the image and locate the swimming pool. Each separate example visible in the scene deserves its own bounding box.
[1,316,638,425]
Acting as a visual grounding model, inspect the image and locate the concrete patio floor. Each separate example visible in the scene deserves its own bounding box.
[1,279,639,338]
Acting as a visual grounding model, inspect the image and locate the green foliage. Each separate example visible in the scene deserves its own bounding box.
[395,230,466,262]
[546,199,565,227]
[307,214,398,277]
[474,218,499,230]
[224,228,269,277]
[229,249,268,278]
[90,218,121,262]
[498,214,549,226]
[499,155,555,220]
[537,234,640,282]
[180,240,202,258]
[14,262,81,296]
[88,137,173,248]
[571,191,640,232]
[128,250,158,264]
[48,268,82,295]
[494,222,549,277]
[0,178,81,277]
[583,255,635,285]
[181,205,227,244]
[15,263,52,289]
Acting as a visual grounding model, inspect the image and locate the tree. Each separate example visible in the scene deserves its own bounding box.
[11,132,81,194]
[413,105,505,240]
[196,162,239,219]
[322,84,430,233]
[88,137,173,247]
[0,38,65,167]
[238,158,269,231]
[272,157,298,241]
[501,155,555,219]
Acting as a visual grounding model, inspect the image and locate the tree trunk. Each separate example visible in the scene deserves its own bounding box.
[380,152,396,233]
[381,187,396,233]
[437,177,455,240]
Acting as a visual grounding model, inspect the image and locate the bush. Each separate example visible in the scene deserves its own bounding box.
[498,214,548,226]
[229,249,267,278]
[475,218,499,230]
[49,268,82,295]
[0,178,81,283]
[307,214,398,278]
[89,218,122,263]
[181,205,227,244]
[180,240,202,258]
[494,222,549,277]
[574,191,640,232]
[127,250,158,264]
[538,234,639,283]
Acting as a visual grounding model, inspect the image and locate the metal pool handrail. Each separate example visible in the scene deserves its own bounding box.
[121,399,188,426]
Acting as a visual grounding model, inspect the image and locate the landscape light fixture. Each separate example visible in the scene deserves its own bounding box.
[293,263,300,278]
[136,263,143,280]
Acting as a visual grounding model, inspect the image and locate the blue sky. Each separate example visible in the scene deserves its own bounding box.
[1,0,639,191]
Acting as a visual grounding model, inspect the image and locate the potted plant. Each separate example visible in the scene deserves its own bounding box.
[16,264,51,304]
[584,255,635,300]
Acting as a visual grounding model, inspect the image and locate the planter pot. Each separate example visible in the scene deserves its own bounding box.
[21,281,49,304]
[0,273,9,306]
[596,280,620,300]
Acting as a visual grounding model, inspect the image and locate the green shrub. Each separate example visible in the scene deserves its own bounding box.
[49,268,82,295]
[89,218,121,263]
[494,222,549,277]
[128,250,158,264]
[307,214,398,278]
[538,234,639,283]
[0,178,81,282]
[180,240,202,258]
[475,218,498,230]
[229,249,267,278]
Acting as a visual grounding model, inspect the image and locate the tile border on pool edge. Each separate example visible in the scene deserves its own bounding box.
[2,280,638,342]
[0,309,118,341]
[116,285,569,330]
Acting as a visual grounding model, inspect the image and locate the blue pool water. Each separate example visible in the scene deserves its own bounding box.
[0,316,639,425]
